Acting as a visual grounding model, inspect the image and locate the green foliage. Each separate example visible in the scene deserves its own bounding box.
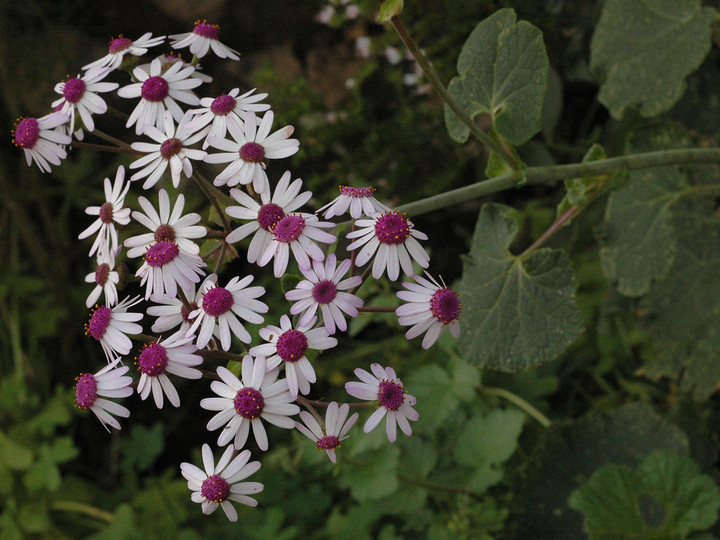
[458,203,584,371]
[445,8,549,145]
[569,451,720,539]
[377,0,403,22]
[590,0,716,119]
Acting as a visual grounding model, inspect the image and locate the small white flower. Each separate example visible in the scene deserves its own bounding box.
[204,110,299,194]
[134,236,205,303]
[346,211,430,281]
[77,165,132,258]
[146,284,201,334]
[258,214,336,278]
[180,444,263,521]
[186,88,270,149]
[74,357,134,431]
[84,250,120,308]
[124,188,206,260]
[85,296,144,361]
[200,356,300,450]
[83,33,166,71]
[250,314,337,397]
[117,57,202,135]
[285,253,363,334]
[51,68,118,134]
[186,274,268,351]
[129,111,208,189]
[170,21,240,60]
[317,185,390,219]
[295,402,359,463]
[396,272,461,349]
[225,170,312,263]
[345,363,419,443]
[12,112,71,173]
[136,330,203,408]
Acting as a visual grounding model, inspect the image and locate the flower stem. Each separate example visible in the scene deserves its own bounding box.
[397,474,482,501]
[50,501,115,523]
[390,15,520,170]
[69,141,136,155]
[396,148,720,217]
[357,306,397,313]
[521,205,581,256]
[480,386,551,427]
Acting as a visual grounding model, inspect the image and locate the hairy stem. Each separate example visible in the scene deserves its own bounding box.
[480,386,551,427]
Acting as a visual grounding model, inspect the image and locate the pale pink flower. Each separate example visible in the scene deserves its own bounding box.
[295,402,359,463]
[51,67,118,133]
[12,112,71,173]
[317,185,390,219]
[169,21,240,60]
[74,357,134,431]
[85,296,143,361]
[83,33,166,71]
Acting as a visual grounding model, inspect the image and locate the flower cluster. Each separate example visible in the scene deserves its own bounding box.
[19,20,462,520]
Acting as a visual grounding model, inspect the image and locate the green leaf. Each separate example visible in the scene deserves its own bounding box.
[598,166,686,297]
[569,451,720,539]
[458,203,584,371]
[454,409,525,493]
[590,0,716,119]
[444,8,549,145]
[406,362,474,429]
[0,433,33,471]
[377,0,403,22]
[556,144,613,221]
[120,424,165,473]
[337,444,400,501]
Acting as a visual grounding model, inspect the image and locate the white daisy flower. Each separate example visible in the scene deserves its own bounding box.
[186,274,268,351]
[346,211,430,281]
[186,88,270,149]
[295,402,359,463]
[204,110,299,194]
[285,253,363,334]
[317,186,390,219]
[396,272,461,349]
[74,357,134,432]
[12,112,71,173]
[51,67,118,134]
[82,32,166,71]
[77,165,132,258]
[169,20,240,60]
[345,363,419,443]
[134,236,206,303]
[117,57,202,135]
[84,250,120,308]
[200,356,299,451]
[180,444,263,521]
[258,214,336,278]
[123,188,206,260]
[129,111,208,189]
[144,54,213,84]
[225,170,312,264]
[136,330,203,408]
[146,284,201,334]
[250,314,337,397]
[85,296,144,361]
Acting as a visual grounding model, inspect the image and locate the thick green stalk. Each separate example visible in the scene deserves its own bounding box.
[396,148,720,217]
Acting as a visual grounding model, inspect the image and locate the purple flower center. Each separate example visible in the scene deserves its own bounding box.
[99,201,114,224]
[137,342,169,377]
[202,286,234,317]
[210,94,236,115]
[272,215,305,243]
[317,435,341,451]
[86,305,112,340]
[109,36,132,54]
[378,379,405,411]
[312,280,337,304]
[193,21,220,40]
[276,329,308,363]
[95,263,110,286]
[234,387,264,419]
[201,474,231,503]
[154,224,176,243]
[375,212,411,245]
[238,142,265,163]
[74,373,98,409]
[257,203,285,231]
[430,288,461,324]
[160,137,183,159]
[145,241,179,268]
[181,301,198,324]
[63,77,86,104]
[340,186,375,198]
[13,117,39,149]
[141,76,169,102]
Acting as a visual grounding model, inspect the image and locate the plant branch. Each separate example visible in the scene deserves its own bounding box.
[521,205,581,256]
[397,474,482,501]
[480,386,551,427]
[396,148,720,217]
[390,16,520,170]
